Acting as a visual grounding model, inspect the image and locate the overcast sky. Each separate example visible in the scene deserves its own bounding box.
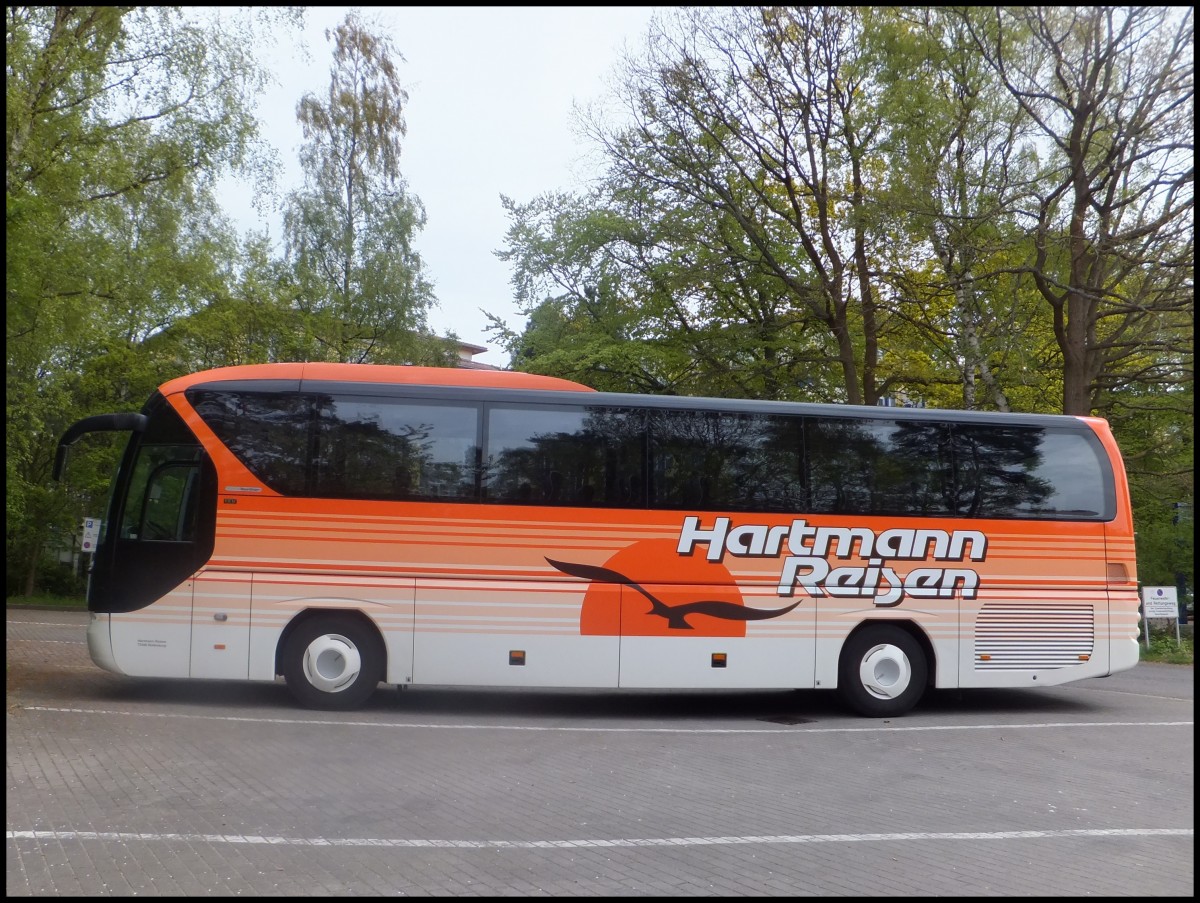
[218,6,660,367]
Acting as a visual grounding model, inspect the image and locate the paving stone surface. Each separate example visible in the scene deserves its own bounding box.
[6,609,1194,896]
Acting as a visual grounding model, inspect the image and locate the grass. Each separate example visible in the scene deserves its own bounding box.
[1140,625,1195,664]
[6,595,1194,665]
[7,594,87,611]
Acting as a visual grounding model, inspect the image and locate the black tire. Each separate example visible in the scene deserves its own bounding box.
[282,615,384,711]
[837,624,928,718]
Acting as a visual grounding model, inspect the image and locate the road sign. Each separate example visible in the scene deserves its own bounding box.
[1141,586,1179,619]
[81,517,101,553]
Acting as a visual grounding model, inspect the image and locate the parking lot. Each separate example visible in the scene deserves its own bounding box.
[6,608,1194,896]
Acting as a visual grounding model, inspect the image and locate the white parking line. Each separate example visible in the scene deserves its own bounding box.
[7,827,1192,849]
[18,706,1194,734]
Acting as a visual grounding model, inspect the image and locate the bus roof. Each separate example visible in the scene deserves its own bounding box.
[157,362,1110,435]
[159,362,596,396]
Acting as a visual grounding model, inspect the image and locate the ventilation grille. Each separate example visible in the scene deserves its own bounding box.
[973,603,1094,670]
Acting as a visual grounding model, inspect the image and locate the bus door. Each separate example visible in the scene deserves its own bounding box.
[103,454,215,678]
[124,457,250,680]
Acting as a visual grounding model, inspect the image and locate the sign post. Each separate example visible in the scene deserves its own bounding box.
[1140,586,1181,648]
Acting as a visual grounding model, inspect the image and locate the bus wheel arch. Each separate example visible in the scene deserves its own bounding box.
[277,610,386,710]
[836,621,932,718]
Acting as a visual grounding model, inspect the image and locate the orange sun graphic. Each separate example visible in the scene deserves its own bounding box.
[575,539,748,638]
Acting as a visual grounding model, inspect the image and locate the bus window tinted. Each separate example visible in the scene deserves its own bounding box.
[648,410,805,512]
[313,397,479,501]
[191,386,1111,520]
[486,405,643,506]
[950,424,1109,519]
[805,418,952,516]
[190,390,311,495]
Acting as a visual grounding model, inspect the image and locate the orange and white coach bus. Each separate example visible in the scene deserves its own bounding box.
[53,362,1141,717]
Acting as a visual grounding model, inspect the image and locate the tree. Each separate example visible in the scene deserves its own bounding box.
[963,6,1194,417]
[576,7,900,405]
[282,11,450,366]
[6,6,299,594]
[868,7,1049,411]
[495,173,844,400]
[492,191,693,394]
[1121,381,1194,597]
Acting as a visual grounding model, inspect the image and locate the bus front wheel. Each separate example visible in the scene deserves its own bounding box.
[282,615,384,710]
[837,625,927,718]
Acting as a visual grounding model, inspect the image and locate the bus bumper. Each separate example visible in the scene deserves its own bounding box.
[86,613,122,674]
[1110,635,1140,675]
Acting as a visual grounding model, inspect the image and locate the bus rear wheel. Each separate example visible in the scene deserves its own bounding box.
[837,624,927,718]
[282,615,384,710]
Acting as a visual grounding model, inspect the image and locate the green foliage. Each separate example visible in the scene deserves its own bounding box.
[1110,377,1193,595]
[6,7,467,593]
[6,6,301,593]
[4,594,88,611]
[1140,626,1194,666]
[868,7,1054,414]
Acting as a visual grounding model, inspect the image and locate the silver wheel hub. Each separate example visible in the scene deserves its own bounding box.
[858,642,912,700]
[302,633,362,693]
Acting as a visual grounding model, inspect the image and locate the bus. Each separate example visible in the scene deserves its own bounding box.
[53,362,1141,717]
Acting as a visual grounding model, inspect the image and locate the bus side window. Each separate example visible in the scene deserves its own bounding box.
[140,462,201,542]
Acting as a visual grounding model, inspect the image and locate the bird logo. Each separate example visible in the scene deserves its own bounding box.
[548,556,801,631]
